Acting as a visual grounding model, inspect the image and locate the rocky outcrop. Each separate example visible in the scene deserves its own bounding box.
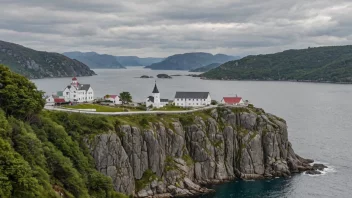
[87,107,313,197]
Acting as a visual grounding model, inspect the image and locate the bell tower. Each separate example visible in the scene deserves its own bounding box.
[152,81,160,107]
[71,77,78,87]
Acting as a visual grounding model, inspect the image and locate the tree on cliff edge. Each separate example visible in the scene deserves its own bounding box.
[0,64,45,120]
[119,92,132,104]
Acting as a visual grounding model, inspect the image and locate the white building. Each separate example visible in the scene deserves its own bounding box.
[146,82,169,108]
[63,77,94,103]
[104,95,122,105]
[174,92,211,107]
[45,95,55,106]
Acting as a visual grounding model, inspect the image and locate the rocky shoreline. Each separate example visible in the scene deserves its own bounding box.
[86,107,317,197]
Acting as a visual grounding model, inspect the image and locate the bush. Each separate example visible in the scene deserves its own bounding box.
[211,100,218,105]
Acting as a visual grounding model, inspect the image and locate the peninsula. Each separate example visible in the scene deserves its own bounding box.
[202,45,352,83]
[0,64,324,198]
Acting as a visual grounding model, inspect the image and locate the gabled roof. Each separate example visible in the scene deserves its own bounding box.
[222,97,243,104]
[105,95,119,99]
[78,84,91,91]
[72,77,77,80]
[152,82,159,93]
[174,92,210,99]
[54,98,66,103]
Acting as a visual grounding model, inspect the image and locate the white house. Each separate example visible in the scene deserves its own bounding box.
[146,82,169,108]
[45,95,66,106]
[104,95,122,105]
[221,96,245,106]
[63,77,94,103]
[174,92,211,107]
[45,95,55,106]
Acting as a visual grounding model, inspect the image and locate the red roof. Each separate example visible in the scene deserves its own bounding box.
[222,97,243,104]
[54,98,66,103]
[105,95,118,99]
[72,77,77,80]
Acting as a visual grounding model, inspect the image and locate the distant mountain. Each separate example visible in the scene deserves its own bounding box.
[202,45,352,83]
[63,52,125,69]
[116,56,164,66]
[145,52,239,70]
[189,63,222,72]
[0,40,95,79]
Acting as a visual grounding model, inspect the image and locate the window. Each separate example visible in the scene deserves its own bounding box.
[66,92,69,95]
[74,95,76,97]
[197,103,198,105]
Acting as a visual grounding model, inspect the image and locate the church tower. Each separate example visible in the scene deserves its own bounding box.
[152,81,160,107]
[71,77,78,87]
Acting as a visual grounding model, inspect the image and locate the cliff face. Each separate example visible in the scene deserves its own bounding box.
[87,107,312,197]
[0,40,96,79]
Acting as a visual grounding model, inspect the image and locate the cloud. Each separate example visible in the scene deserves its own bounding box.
[0,0,352,57]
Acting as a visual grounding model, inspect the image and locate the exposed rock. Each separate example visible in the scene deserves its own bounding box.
[87,107,313,197]
[312,163,328,171]
[306,170,322,175]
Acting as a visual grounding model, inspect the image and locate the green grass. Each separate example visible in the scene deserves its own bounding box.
[63,104,139,112]
[152,105,189,111]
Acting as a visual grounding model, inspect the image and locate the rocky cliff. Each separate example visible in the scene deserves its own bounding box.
[0,40,96,79]
[86,107,313,197]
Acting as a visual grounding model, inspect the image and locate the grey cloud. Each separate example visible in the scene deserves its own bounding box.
[0,0,352,57]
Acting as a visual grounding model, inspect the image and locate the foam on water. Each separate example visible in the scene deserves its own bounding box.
[303,161,336,177]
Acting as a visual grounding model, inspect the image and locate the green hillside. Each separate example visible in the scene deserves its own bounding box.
[189,63,221,72]
[0,40,95,79]
[202,45,352,83]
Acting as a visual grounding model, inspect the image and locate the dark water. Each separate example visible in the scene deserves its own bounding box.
[32,67,352,198]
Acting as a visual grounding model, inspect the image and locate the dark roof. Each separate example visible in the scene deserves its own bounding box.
[78,84,91,91]
[174,92,210,99]
[152,83,159,93]
[160,99,169,102]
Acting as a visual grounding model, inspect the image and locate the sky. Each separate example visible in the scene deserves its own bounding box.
[1,0,352,57]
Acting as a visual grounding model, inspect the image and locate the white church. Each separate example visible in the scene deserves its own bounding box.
[63,77,94,103]
[146,82,169,108]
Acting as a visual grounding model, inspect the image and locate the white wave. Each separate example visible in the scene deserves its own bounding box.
[304,161,336,176]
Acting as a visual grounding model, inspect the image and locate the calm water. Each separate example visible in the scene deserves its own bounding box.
[33,67,352,198]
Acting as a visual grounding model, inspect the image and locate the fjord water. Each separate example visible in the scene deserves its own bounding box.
[33,67,352,198]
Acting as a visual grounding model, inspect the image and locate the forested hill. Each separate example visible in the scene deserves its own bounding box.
[189,63,221,72]
[202,45,352,83]
[145,52,238,70]
[0,40,95,79]
[63,52,126,69]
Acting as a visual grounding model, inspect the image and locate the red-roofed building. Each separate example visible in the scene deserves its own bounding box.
[221,97,245,106]
[104,94,122,105]
[54,98,66,104]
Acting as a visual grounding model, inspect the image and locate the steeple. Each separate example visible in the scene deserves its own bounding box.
[152,81,159,93]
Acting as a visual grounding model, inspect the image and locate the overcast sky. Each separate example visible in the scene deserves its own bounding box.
[1,0,352,57]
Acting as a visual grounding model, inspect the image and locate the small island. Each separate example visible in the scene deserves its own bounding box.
[140,75,154,78]
[157,74,172,79]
